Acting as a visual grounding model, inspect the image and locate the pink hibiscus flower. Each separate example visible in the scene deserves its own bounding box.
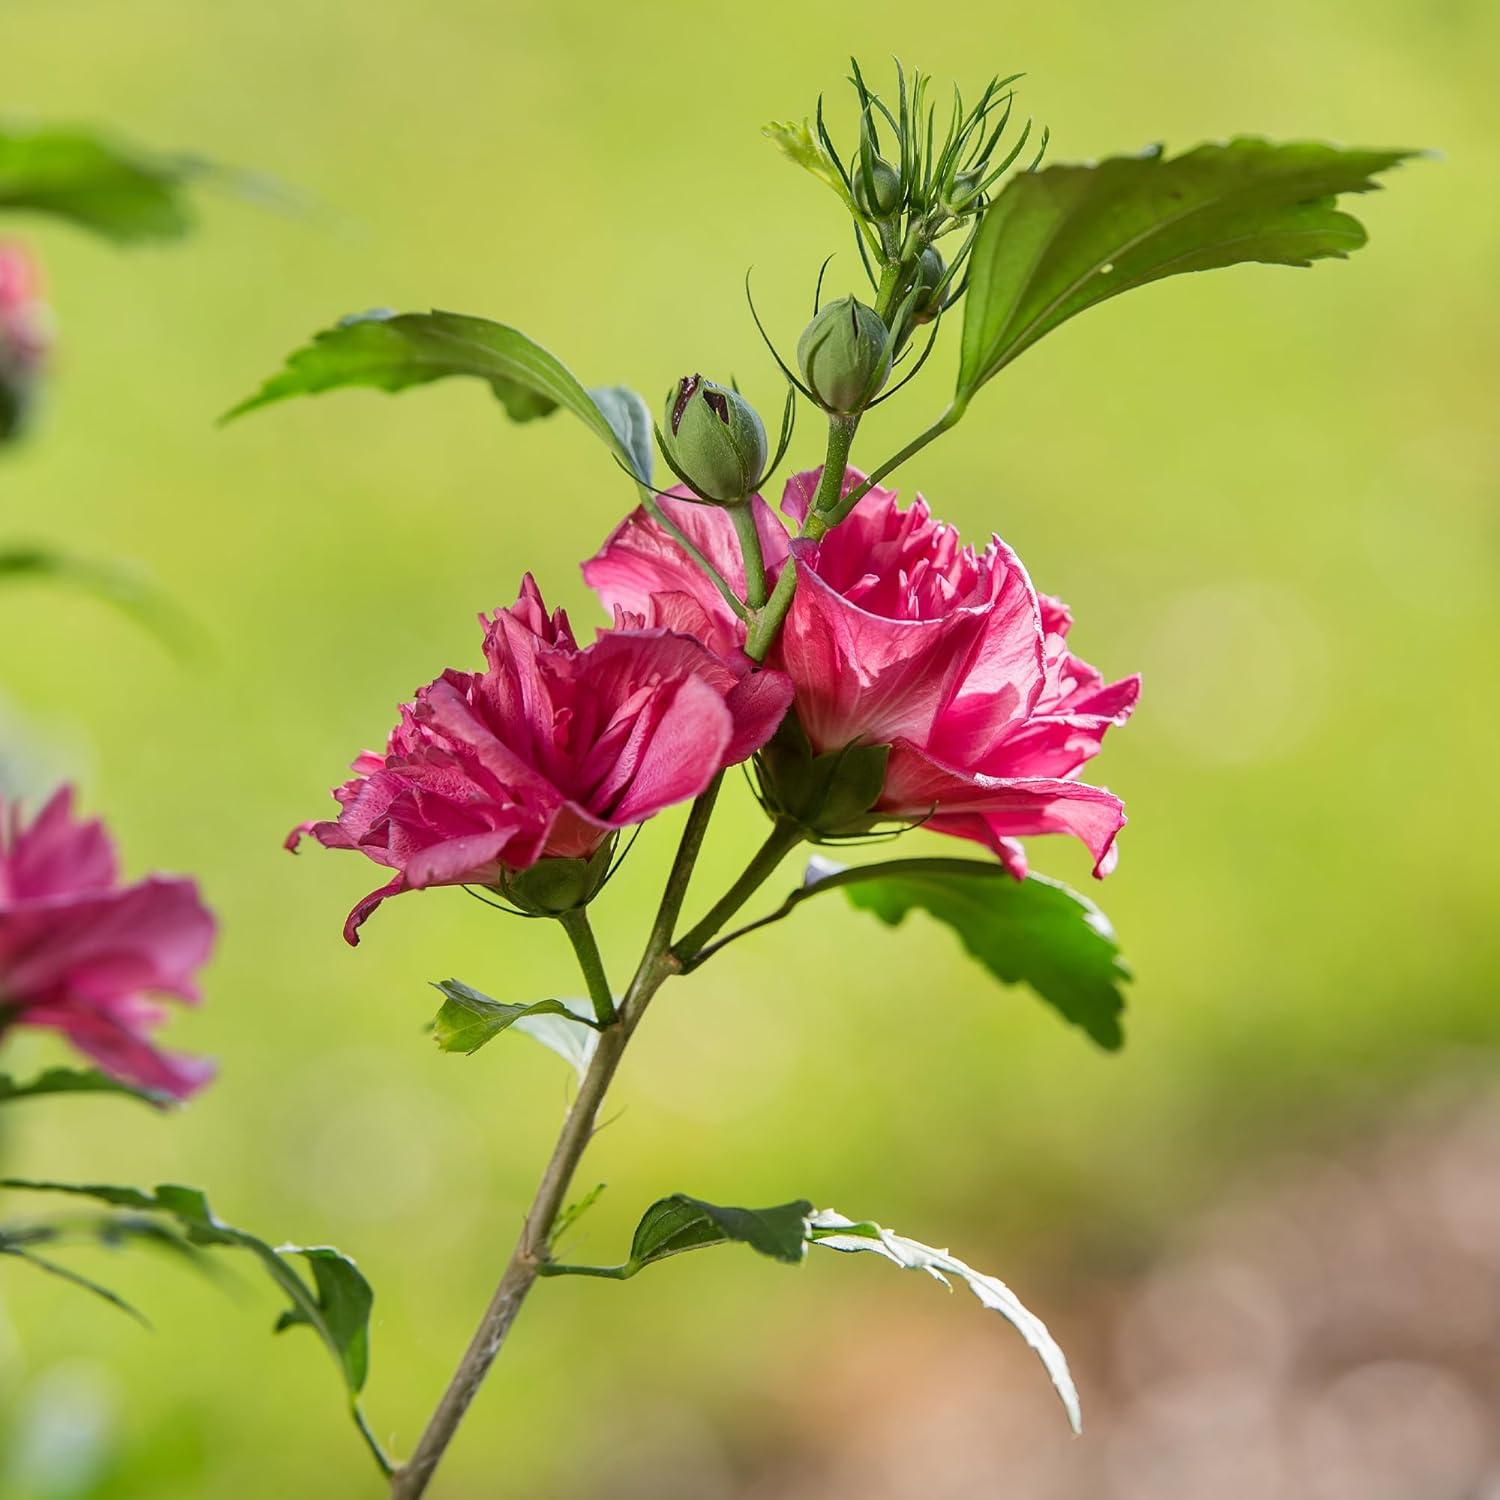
[0,788,216,1099]
[585,468,1139,877]
[293,575,793,942]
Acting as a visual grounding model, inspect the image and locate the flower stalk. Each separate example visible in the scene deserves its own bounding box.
[557,907,616,1027]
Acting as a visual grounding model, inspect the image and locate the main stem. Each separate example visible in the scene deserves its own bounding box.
[389,779,724,1498]
[387,1007,637,1498]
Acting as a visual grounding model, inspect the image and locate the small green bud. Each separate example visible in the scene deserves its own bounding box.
[912,248,946,325]
[796,297,893,415]
[854,156,902,219]
[944,169,984,217]
[660,375,767,503]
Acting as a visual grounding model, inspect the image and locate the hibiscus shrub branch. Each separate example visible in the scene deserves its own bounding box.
[0,54,1416,1500]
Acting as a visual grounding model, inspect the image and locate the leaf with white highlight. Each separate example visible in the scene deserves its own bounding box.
[808,1210,1081,1433]
[543,1190,1079,1430]
[430,980,600,1076]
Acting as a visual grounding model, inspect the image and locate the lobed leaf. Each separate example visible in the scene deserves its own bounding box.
[959,138,1418,397]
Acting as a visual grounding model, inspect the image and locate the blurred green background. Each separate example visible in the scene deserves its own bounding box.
[1,1,1496,1495]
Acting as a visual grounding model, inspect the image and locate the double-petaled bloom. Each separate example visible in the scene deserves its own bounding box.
[0,788,216,1099]
[586,467,1139,877]
[293,576,793,942]
[0,242,48,443]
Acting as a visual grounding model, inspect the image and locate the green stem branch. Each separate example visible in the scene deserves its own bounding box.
[813,400,968,534]
[742,410,860,659]
[672,820,804,963]
[728,501,768,609]
[354,1403,396,1479]
[557,908,616,1027]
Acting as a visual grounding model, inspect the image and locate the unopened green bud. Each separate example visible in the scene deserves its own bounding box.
[912,248,945,324]
[661,375,767,503]
[944,168,984,217]
[854,156,902,219]
[796,297,892,415]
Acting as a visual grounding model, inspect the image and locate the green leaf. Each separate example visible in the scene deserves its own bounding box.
[808,1210,1081,1434]
[430,980,601,1062]
[588,384,654,485]
[958,138,1418,397]
[543,1193,1079,1430]
[0,1066,170,1109]
[627,1195,813,1271]
[0,546,202,660]
[762,120,858,215]
[755,857,1128,1048]
[2,1179,378,1437]
[225,310,652,478]
[270,1247,372,1394]
[0,124,201,242]
[541,1194,813,1281]
[0,1242,148,1323]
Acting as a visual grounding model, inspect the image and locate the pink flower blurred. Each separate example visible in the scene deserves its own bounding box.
[293,575,793,943]
[0,788,216,1099]
[587,469,1138,877]
[0,241,48,441]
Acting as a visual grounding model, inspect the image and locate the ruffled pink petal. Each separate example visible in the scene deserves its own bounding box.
[779,538,989,750]
[918,816,1032,879]
[0,787,118,903]
[402,825,538,890]
[881,742,1127,877]
[779,465,875,526]
[47,1002,216,1100]
[978,674,1141,780]
[924,537,1047,763]
[343,875,406,946]
[583,489,788,660]
[1,877,215,1005]
[607,670,734,824]
[722,669,794,764]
